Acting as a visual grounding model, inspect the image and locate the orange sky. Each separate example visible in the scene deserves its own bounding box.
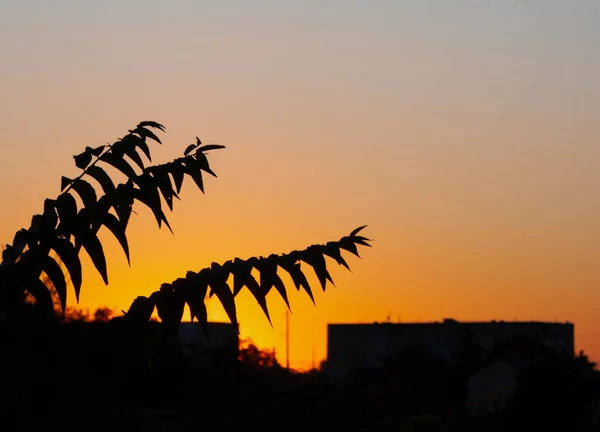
[1,1,600,370]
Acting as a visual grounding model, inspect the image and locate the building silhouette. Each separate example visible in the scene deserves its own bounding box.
[326,318,574,379]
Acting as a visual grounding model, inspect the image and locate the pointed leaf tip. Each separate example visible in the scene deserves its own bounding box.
[135,126,162,144]
[102,213,130,265]
[350,225,368,237]
[137,121,166,132]
[197,144,226,152]
[74,213,108,285]
[302,247,334,291]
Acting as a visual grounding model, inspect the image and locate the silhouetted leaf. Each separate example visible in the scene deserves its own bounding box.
[42,255,67,313]
[301,246,334,290]
[352,236,372,247]
[55,194,78,233]
[184,272,209,300]
[152,167,178,211]
[196,137,201,145]
[137,121,165,132]
[280,258,315,305]
[119,134,153,162]
[231,258,272,326]
[49,237,82,302]
[112,184,134,227]
[70,179,97,209]
[257,256,290,311]
[183,158,204,193]
[61,176,73,192]
[213,282,237,328]
[195,152,217,177]
[184,144,196,156]
[272,272,289,309]
[74,212,108,285]
[231,259,250,296]
[170,162,185,194]
[338,237,360,257]
[102,212,130,264]
[133,126,162,144]
[249,277,272,326]
[131,176,172,233]
[86,166,115,195]
[74,151,92,169]
[208,263,237,328]
[124,145,145,170]
[88,195,111,232]
[350,225,368,237]
[197,144,226,152]
[323,242,351,271]
[100,152,138,179]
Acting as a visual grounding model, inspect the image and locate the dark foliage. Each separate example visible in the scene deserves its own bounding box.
[0,122,371,330]
[0,122,372,426]
[0,315,452,431]
[1,309,596,431]
[123,225,372,340]
[503,352,599,432]
[0,122,224,318]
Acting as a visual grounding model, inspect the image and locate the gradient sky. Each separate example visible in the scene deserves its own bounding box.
[1,1,599,369]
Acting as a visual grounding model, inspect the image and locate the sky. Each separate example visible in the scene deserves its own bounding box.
[1,0,599,370]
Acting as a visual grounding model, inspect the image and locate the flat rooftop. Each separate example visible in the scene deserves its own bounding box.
[328,318,573,326]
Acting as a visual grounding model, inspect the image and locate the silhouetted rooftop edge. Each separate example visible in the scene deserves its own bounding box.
[328,319,573,326]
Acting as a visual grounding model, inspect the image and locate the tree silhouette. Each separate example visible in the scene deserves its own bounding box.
[238,339,280,369]
[0,122,371,423]
[0,121,371,343]
[506,351,599,432]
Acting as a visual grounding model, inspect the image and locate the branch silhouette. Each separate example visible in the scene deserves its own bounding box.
[0,122,223,317]
[122,226,372,337]
[0,121,371,332]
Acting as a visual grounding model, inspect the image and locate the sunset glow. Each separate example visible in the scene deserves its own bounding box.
[1,1,600,370]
